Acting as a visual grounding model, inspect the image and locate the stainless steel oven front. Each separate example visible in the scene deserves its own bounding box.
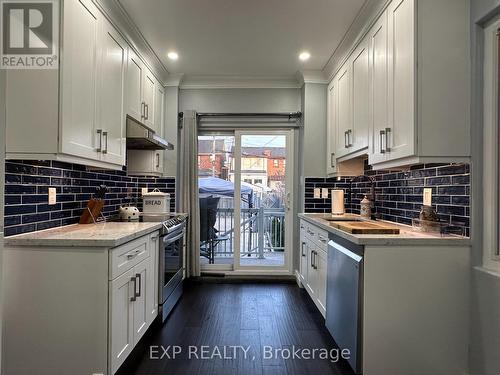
[158,223,185,322]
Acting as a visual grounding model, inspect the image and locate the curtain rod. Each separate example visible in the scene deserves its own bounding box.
[179,112,302,119]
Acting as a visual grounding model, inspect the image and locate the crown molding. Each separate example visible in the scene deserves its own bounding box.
[165,73,185,87]
[322,0,390,83]
[179,75,301,90]
[296,70,329,86]
[94,0,169,84]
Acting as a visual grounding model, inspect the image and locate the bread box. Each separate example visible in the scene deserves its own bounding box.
[142,189,171,214]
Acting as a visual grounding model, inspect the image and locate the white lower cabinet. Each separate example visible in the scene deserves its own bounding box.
[109,268,135,373]
[110,234,158,374]
[3,230,160,375]
[299,219,328,317]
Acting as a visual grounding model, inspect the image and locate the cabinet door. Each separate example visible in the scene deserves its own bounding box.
[153,82,165,136]
[143,71,156,129]
[316,248,328,315]
[109,268,134,375]
[305,242,317,297]
[368,11,389,165]
[126,50,144,122]
[133,257,153,344]
[60,0,100,161]
[148,233,160,325]
[351,37,370,154]
[97,20,127,166]
[299,223,308,283]
[326,80,338,175]
[336,64,352,158]
[387,0,415,161]
[154,151,164,175]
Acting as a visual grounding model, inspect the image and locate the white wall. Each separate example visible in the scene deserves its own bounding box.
[470,1,500,374]
[164,86,179,178]
[179,88,301,113]
[301,83,327,177]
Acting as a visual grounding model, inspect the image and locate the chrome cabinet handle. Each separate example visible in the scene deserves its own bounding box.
[330,152,335,168]
[319,235,327,243]
[156,153,160,168]
[310,250,314,268]
[145,104,149,120]
[141,102,145,119]
[130,276,137,301]
[126,249,140,259]
[385,127,391,152]
[102,131,108,154]
[344,131,349,148]
[348,129,353,147]
[135,273,141,298]
[380,130,386,154]
[96,129,102,152]
[301,242,306,257]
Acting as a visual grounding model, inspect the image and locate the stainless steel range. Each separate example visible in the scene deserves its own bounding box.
[157,213,188,322]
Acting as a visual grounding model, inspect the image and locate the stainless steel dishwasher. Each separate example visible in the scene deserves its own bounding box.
[326,236,364,374]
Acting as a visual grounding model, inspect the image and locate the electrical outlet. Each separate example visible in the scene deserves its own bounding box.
[48,188,57,205]
[423,188,432,206]
[141,188,148,195]
[321,188,329,199]
[314,188,321,199]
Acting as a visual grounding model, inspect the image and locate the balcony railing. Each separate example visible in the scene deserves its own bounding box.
[208,207,285,259]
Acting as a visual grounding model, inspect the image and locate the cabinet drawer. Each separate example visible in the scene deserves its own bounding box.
[315,229,329,250]
[110,235,150,280]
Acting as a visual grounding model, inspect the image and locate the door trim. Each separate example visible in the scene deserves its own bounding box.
[233,129,294,274]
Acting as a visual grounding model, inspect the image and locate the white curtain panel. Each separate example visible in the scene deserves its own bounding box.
[179,110,201,277]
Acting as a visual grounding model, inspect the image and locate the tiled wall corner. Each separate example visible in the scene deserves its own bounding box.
[305,162,470,236]
[4,160,175,236]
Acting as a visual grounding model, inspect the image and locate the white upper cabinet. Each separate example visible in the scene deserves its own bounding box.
[350,36,370,154]
[143,71,156,130]
[125,50,158,132]
[368,10,389,165]
[326,0,469,171]
[386,0,415,161]
[126,49,145,124]
[326,81,338,175]
[4,0,162,170]
[335,64,352,158]
[60,0,100,161]
[154,81,165,137]
[97,18,127,166]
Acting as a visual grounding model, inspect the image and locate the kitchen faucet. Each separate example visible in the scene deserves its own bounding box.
[348,175,377,220]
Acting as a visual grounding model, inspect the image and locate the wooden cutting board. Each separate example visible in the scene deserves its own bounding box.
[335,221,400,234]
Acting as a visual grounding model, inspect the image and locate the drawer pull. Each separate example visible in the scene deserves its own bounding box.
[126,249,141,259]
[318,235,327,243]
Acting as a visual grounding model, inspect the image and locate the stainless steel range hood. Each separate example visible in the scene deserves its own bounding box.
[126,116,174,150]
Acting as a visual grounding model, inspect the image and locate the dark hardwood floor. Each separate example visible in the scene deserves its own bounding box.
[121,281,355,375]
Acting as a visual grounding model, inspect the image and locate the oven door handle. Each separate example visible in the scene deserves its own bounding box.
[163,231,185,244]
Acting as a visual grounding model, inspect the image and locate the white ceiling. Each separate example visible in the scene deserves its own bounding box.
[118,0,366,77]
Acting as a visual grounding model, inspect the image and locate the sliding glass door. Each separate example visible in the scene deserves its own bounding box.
[198,130,294,273]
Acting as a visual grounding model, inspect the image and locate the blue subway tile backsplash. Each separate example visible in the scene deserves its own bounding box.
[4,160,175,237]
[304,162,470,236]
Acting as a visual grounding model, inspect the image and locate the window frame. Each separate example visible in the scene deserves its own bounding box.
[483,19,500,272]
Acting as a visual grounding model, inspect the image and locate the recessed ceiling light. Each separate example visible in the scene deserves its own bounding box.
[167,51,179,60]
[299,51,310,61]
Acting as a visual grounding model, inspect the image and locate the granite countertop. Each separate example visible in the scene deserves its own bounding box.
[4,222,163,248]
[298,213,471,246]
